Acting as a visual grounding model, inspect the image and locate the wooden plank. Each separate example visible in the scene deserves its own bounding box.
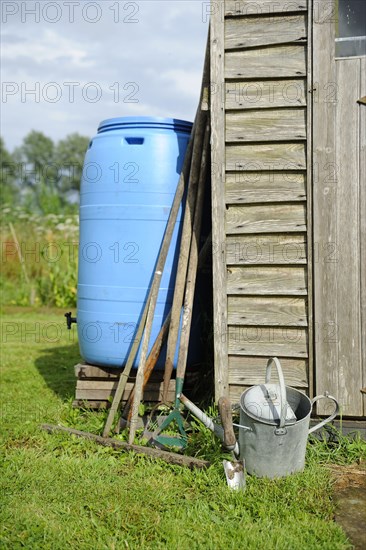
[228,325,308,357]
[225,172,306,203]
[228,356,308,387]
[361,57,366,416]
[75,364,121,379]
[73,400,111,409]
[42,424,210,470]
[225,14,307,50]
[78,380,125,390]
[76,380,175,391]
[306,0,313,397]
[225,46,307,79]
[225,80,307,110]
[76,389,122,400]
[75,379,175,391]
[228,296,307,326]
[75,387,175,401]
[75,376,176,402]
[226,234,307,265]
[74,364,167,382]
[225,0,308,16]
[227,266,307,295]
[211,10,229,400]
[226,143,306,171]
[313,0,338,414]
[334,57,362,416]
[226,109,307,142]
[226,204,306,233]
[312,420,366,435]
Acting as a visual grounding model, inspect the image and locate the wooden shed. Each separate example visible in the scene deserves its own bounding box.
[210,0,366,418]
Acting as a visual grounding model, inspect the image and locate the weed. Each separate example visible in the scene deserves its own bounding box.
[1,207,78,307]
[307,424,366,466]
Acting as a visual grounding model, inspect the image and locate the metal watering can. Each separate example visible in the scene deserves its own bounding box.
[180,357,339,482]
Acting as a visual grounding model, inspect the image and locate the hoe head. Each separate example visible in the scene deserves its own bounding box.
[145,407,188,449]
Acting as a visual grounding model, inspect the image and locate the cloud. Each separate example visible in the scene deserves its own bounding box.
[1,1,209,150]
[2,29,94,67]
[1,33,27,45]
[160,69,203,100]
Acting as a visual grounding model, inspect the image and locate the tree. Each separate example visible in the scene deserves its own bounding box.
[3,130,90,214]
[14,130,57,189]
[55,133,90,193]
[0,137,17,204]
[13,130,62,213]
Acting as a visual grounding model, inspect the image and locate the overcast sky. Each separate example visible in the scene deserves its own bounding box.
[1,0,209,151]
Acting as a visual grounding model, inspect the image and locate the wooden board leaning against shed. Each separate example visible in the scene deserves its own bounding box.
[210,0,313,402]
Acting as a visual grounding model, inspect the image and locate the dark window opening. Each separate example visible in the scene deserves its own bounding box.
[336,0,366,57]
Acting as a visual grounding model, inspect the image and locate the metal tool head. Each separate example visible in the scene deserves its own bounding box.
[148,408,188,449]
[223,459,246,491]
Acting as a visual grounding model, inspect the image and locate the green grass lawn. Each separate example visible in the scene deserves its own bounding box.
[0,307,361,549]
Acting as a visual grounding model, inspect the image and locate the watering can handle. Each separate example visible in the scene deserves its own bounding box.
[308,393,339,434]
[265,357,287,429]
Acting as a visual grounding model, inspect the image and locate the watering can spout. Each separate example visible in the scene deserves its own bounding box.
[179,393,244,490]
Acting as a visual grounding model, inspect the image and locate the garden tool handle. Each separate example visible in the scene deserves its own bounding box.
[308,393,339,434]
[265,357,287,429]
[218,397,236,450]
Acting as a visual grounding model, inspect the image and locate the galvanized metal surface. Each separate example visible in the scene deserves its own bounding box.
[241,357,297,426]
[238,359,339,478]
[182,358,339,480]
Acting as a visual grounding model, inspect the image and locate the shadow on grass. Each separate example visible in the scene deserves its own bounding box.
[35,343,81,400]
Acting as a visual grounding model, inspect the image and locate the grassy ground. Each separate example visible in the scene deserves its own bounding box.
[1,308,363,549]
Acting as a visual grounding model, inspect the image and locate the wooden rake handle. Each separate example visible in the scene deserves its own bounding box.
[162,34,211,402]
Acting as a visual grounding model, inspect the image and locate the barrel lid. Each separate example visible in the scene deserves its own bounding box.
[98,116,193,134]
[240,384,297,426]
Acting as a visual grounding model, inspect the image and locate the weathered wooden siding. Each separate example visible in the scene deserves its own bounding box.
[225,46,307,79]
[361,57,366,416]
[225,80,307,110]
[225,0,307,15]
[211,0,365,416]
[313,0,366,416]
[211,0,312,402]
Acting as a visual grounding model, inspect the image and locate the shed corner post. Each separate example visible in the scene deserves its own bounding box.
[210,1,229,402]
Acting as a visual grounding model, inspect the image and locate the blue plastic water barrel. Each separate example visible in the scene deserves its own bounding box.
[77,116,192,368]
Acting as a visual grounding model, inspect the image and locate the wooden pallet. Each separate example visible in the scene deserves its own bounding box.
[73,363,177,409]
